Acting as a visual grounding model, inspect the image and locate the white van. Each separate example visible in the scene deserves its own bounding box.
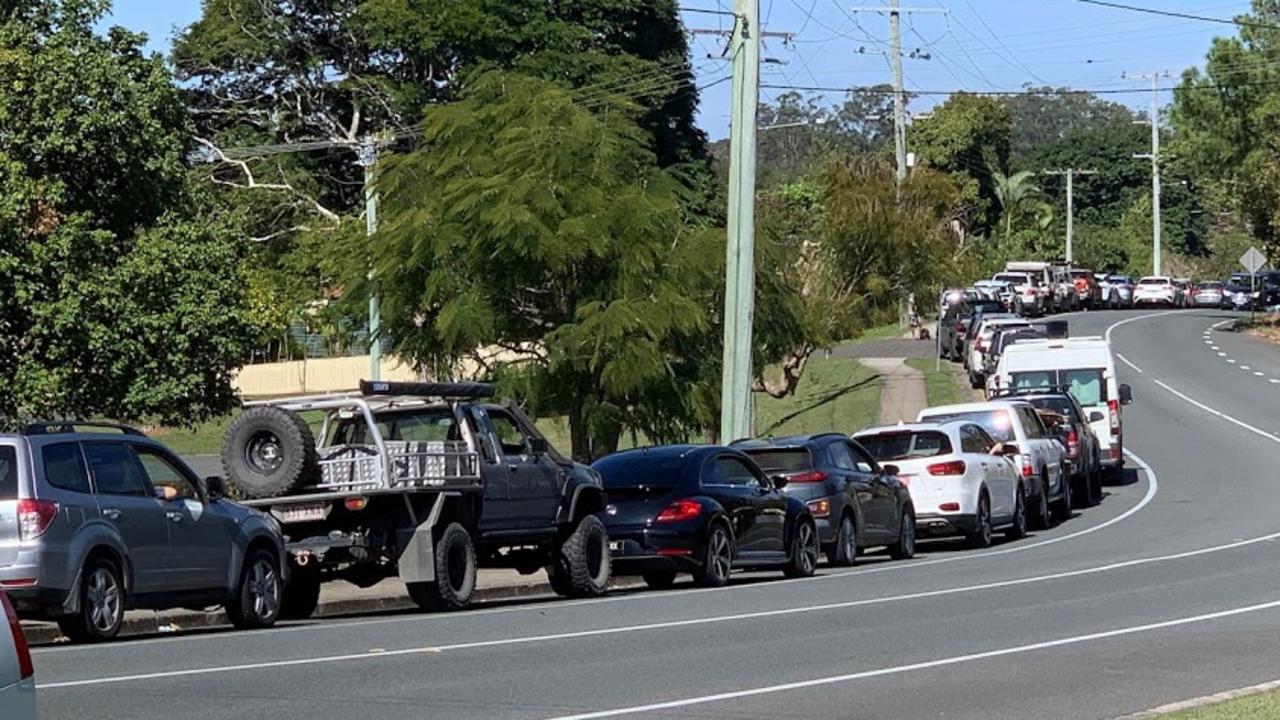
[989,337,1134,480]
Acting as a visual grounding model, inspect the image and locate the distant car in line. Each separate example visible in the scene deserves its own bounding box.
[966,316,1031,389]
[855,422,1026,548]
[1133,276,1181,308]
[593,446,821,589]
[917,400,1069,528]
[970,280,1017,308]
[1102,275,1135,308]
[1172,278,1193,307]
[993,388,1103,508]
[1191,281,1227,308]
[735,434,916,567]
[0,591,35,720]
[1071,269,1104,309]
[992,272,1048,316]
[0,422,287,642]
[939,299,1005,362]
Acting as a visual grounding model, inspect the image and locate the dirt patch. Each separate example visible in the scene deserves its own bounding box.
[1243,314,1280,344]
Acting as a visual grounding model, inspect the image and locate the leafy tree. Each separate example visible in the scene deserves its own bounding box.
[992,171,1052,240]
[354,72,715,461]
[909,93,1012,233]
[1001,89,1134,169]
[0,0,257,425]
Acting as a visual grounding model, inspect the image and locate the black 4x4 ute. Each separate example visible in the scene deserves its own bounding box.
[219,381,610,618]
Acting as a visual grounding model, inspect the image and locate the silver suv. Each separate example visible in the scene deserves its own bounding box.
[0,422,287,642]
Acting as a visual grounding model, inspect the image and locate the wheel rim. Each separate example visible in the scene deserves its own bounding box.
[245,430,284,474]
[797,524,818,573]
[901,513,915,556]
[840,516,856,560]
[86,567,121,633]
[249,558,280,619]
[709,529,731,580]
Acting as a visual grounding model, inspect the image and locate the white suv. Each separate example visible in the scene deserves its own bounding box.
[0,592,35,719]
[918,401,1070,528]
[1133,276,1181,307]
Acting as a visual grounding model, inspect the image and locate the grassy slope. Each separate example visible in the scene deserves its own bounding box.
[905,357,963,408]
[1160,689,1280,719]
[151,358,881,457]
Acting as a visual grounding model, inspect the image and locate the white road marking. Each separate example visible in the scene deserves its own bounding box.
[1153,380,1280,444]
[1218,352,1228,356]
[1255,372,1265,377]
[1227,359,1237,364]
[1271,379,1280,385]
[540,599,1280,720]
[1116,353,1143,373]
[1210,345,1220,350]
[1240,365,1252,370]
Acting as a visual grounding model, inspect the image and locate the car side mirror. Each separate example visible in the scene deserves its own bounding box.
[204,476,225,500]
[770,474,789,489]
[882,464,900,477]
[1119,384,1134,405]
[1088,410,1106,423]
[528,436,549,455]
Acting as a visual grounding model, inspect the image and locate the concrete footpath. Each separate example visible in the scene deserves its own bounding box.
[22,569,644,645]
[859,357,928,424]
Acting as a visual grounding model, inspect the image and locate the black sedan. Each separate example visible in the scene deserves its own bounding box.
[592,445,820,590]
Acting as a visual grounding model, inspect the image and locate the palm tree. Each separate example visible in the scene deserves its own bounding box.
[992,170,1051,239]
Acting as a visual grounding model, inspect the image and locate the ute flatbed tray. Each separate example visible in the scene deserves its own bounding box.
[238,483,482,508]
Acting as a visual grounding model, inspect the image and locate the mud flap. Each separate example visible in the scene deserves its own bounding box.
[396,493,450,584]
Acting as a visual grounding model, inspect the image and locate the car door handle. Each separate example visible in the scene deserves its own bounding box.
[101,508,121,520]
[166,512,183,523]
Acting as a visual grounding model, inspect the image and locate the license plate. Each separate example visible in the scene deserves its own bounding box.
[272,502,330,524]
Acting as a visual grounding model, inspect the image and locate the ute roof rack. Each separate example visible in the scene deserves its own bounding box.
[359,380,496,399]
[23,421,146,437]
[989,385,1073,399]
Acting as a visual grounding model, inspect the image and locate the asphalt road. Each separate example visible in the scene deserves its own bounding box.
[31,310,1280,720]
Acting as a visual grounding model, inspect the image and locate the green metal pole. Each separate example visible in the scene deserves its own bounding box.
[363,149,382,382]
[720,0,760,443]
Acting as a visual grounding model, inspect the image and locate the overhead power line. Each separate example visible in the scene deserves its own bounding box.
[760,77,1280,95]
[1074,0,1280,32]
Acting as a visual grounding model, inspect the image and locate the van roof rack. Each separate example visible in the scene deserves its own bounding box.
[23,421,146,437]
[989,385,1073,399]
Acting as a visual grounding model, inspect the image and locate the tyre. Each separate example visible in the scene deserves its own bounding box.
[279,564,321,620]
[549,514,610,598]
[222,406,318,499]
[784,520,820,578]
[642,570,677,590]
[58,556,125,643]
[966,493,994,549]
[827,513,858,567]
[695,522,734,587]
[227,548,283,630]
[1053,472,1073,522]
[1030,474,1052,530]
[1004,484,1028,541]
[407,522,476,612]
[1090,459,1104,505]
[969,370,983,389]
[888,509,916,560]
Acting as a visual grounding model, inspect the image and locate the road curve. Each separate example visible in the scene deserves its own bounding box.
[33,310,1280,720]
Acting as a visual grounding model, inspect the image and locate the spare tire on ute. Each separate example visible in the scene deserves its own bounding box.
[221,407,319,499]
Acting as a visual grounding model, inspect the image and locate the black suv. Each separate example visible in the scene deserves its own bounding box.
[940,299,1005,362]
[733,434,915,567]
[992,387,1102,508]
[221,382,610,617]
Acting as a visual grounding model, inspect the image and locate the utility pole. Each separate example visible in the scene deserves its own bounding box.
[850,3,947,190]
[1043,168,1099,263]
[1128,70,1169,276]
[357,138,382,381]
[720,0,760,444]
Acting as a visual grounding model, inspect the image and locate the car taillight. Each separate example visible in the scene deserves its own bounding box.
[1024,288,1036,297]
[1021,456,1034,477]
[1,591,32,680]
[1066,429,1079,460]
[1108,399,1121,430]
[955,321,965,333]
[927,460,966,476]
[787,470,829,483]
[17,499,57,541]
[939,502,961,512]
[1110,445,1121,461]
[655,499,702,523]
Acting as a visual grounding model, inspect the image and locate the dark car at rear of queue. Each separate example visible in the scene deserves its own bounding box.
[592,445,820,590]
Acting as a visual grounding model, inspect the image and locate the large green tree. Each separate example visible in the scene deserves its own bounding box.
[356,72,715,460]
[1001,89,1135,170]
[910,93,1012,234]
[0,0,257,425]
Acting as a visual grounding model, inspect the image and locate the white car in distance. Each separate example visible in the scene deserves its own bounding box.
[855,422,1026,548]
[1133,276,1181,307]
[0,591,35,720]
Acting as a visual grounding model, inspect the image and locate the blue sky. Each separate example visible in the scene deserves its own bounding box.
[108,0,1250,139]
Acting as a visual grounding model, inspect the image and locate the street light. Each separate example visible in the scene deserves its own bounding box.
[758,117,829,131]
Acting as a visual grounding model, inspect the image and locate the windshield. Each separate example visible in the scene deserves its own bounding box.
[1011,369,1108,407]
[1229,274,1253,287]
[858,431,953,461]
[1199,282,1223,289]
[1070,270,1091,278]
[742,448,812,474]
[994,274,1031,284]
[921,410,1015,442]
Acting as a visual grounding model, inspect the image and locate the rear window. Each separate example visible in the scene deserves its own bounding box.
[42,442,90,494]
[333,408,459,444]
[1108,276,1131,284]
[970,301,1004,315]
[0,447,16,500]
[1028,396,1077,420]
[994,274,1030,284]
[1199,282,1224,289]
[742,448,812,474]
[593,454,686,489]
[858,432,953,461]
[1138,278,1168,286]
[1012,369,1108,407]
[922,410,1016,442]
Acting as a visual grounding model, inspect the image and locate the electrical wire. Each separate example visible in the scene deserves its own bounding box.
[1074,0,1280,32]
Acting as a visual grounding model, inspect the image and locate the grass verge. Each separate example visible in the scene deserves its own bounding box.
[1159,687,1280,719]
[905,357,964,407]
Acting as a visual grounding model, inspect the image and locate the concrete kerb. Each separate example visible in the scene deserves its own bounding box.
[1111,678,1280,718]
[22,575,646,646]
